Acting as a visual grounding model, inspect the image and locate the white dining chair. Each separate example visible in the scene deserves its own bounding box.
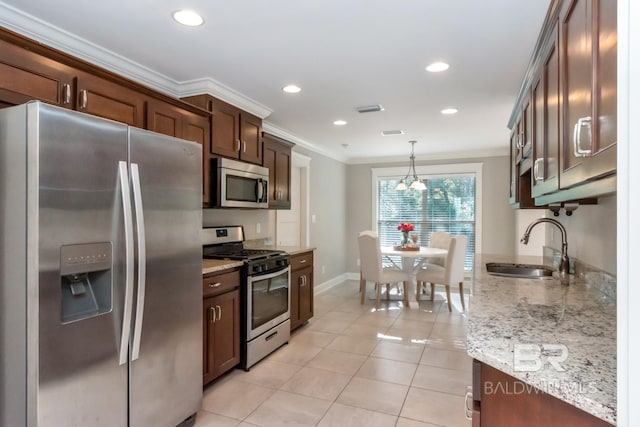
[426,231,451,267]
[416,235,468,312]
[357,231,410,309]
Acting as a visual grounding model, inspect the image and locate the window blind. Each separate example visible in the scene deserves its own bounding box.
[376,174,476,270]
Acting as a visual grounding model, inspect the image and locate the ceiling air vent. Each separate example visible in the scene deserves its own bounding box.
[381,130,404,136]
[356,104,384,113]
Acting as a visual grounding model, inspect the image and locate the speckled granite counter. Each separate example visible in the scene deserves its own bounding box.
[202,259,243,275]
[467,254,616,425]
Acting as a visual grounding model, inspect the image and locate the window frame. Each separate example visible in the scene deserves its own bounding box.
[371,162,483,255]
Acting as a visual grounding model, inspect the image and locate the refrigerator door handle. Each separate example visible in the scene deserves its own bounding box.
[130,163,146,361]
[118,161,135,366]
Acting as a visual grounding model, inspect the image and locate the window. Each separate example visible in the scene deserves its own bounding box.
[372,163,482,270]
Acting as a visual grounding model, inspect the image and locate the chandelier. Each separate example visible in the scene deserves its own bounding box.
[396,140,426,191]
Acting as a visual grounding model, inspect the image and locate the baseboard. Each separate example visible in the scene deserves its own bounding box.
[314,273,358,295]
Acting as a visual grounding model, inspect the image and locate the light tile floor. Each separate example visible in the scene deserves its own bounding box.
[197,280,472,427]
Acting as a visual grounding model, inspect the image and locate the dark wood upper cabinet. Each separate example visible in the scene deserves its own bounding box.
[507,0,616,206]
[559,0,616,188]
[262,133,293,209]
[211,99,241,158]
[532,22,561,198]
[239,113,262,164]
[211,99,263,164]
[147,98,212,205]
[0,37,74,109]
[75,71,145,128]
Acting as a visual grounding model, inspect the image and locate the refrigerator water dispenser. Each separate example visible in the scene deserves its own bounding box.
[60,242,113,323]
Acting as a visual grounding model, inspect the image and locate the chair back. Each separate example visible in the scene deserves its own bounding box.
[426,231,451,266]
[444,235,468,284]
[358,231,384,282]
[430,231,451,249]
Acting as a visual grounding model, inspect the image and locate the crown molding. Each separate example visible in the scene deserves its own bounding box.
[177,78,273,119]
[262,122,347,163]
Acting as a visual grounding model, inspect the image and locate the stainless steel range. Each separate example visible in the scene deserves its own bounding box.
[203,226,290,370]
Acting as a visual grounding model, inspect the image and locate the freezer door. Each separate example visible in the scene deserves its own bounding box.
[128,127,202,426]
[35,103,129,426]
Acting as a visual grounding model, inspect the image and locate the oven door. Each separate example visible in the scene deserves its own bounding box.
[246,266,290,340]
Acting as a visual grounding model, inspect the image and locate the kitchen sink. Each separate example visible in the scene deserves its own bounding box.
[486,262,555,279]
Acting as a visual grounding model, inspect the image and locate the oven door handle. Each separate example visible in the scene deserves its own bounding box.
[249,265,290,281]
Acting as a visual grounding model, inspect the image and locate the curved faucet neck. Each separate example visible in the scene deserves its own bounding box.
[525,218,567,245]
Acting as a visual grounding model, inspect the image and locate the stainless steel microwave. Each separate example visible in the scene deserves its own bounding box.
[211,157,269,208]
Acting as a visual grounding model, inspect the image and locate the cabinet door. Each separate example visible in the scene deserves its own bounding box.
[183,113,212,207]
[290,269,302,330]
[239,113,262,164]
[211,100,240,158]
[211,290,241,378]
[521,96,533,161]
[263,135,292,209]
[146,98,183,137]
[76,72,145,127]
[0,38,74,109]
[560,0,616,188]
[590,0,617,178]
[203,298,216,384]
[298,266,313,325]
[203,289,241,384]
[532,23,561,198]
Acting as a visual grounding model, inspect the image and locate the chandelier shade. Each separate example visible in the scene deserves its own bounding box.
[396,141,426,191]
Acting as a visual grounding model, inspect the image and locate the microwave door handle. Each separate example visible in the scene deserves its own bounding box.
[256,179,264,202]
[262,180,268,203]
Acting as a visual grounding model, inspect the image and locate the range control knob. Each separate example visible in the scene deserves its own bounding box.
[253,264,262,273]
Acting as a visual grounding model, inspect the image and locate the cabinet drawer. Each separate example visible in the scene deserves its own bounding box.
[203,269,240,297]
[291,251,313,271]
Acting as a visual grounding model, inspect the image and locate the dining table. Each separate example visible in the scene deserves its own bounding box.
[380,246,448,309]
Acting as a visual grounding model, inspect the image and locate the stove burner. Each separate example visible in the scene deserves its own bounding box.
[203,246,285,261]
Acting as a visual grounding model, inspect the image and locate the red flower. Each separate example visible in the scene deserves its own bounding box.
[397,222,415,232]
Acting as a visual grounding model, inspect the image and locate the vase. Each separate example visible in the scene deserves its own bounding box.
[401,231,409,247]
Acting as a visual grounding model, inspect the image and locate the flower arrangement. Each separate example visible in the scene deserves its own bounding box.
[397,222,415,232]
[397,222,415,246]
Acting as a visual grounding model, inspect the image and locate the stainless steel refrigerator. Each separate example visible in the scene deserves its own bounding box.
[0,102,203,426]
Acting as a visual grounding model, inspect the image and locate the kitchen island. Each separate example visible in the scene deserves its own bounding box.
[467,253,616,425]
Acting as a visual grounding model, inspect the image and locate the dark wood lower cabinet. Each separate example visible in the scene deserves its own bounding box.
[203,269,241,385]
[472,360,613,426]
[290,251,314,331]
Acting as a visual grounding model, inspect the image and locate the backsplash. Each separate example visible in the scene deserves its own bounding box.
[543,246,616,302]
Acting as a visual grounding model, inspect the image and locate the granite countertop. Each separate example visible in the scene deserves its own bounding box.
[202,259,244,275]
[467,253,616,425]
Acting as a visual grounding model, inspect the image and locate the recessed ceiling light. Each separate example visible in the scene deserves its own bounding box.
[282,85,301,94]
[172,10,204,27]
[441,108,458,115]
[333,120,347,126]
[426,62,450,72]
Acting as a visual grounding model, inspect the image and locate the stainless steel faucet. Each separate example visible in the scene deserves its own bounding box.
[520,218,570,277]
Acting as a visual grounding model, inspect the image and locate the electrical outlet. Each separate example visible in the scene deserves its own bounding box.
[256,223,261,234]
[311,214,317,223]
[356,258,360,266]
[321,265,325,274]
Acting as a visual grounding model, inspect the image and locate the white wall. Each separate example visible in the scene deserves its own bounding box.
[345,155,516,273]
